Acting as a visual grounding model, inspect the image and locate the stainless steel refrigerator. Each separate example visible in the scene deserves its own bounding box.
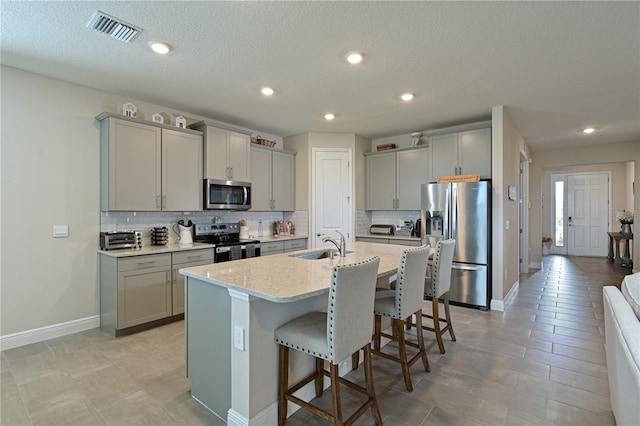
[421,180,491,310]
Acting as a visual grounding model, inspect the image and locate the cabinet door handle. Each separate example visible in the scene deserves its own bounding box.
[162,195,167,208]
[229,166,233,178]
[156,195,160,208]
[137,260,156,266]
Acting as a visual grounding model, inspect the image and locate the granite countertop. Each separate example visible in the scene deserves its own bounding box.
[249,234,308,242]
[98,235,308,258]
[179,241,408,303]
[98,242,216,258]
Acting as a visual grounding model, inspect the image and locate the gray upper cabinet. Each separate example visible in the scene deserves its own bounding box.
[162,129,204,211]
[428,125,491,181]
[250,145,295,211]
[366,147,430,211]
[97,113,203,212]
[191,121,250,182]
[366,152,395,210]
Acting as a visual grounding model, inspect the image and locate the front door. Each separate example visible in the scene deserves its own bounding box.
[313,149,352,248]
[567,173,610,256]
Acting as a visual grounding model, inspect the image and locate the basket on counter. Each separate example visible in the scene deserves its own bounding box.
[376,143,396,151]
[251,135,276,147]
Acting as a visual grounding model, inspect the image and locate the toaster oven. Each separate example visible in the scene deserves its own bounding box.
[99,231,142,250]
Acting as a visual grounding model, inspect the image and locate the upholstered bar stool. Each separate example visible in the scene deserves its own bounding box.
[371,245,431,392]
[421,239,456,354]
[275,257,382,426]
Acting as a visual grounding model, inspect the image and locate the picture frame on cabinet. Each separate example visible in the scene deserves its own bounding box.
[175,116,187,128]
[152,113,164,124]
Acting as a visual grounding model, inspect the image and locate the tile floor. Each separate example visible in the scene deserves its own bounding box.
[0,255,627,425]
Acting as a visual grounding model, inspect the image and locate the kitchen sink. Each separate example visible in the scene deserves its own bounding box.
[289,249,353,260]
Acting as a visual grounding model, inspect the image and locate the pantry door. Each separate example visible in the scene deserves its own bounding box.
[567,173,610,256]
[312,149,352,249]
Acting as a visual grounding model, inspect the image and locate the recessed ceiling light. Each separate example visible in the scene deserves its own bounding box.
[324,113,335,120]
[583,127,595,134]
[149,41,172,54]
[346,52,363,64]
[401,93,414,101]
[261,87,274,96]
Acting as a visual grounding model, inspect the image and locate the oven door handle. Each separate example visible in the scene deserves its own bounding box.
[216,247,231,253]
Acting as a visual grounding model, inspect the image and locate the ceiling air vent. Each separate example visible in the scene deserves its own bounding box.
[87,11,143,43]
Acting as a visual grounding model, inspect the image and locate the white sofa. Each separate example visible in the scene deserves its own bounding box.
[603,272,640,426]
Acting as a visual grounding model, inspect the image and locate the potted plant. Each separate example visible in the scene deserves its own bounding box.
[542,237,553,255]
[616,210,634,234]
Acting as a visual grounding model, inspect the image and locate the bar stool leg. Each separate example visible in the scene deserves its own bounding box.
[315,358,324,397]
[330,363,344,425]
[363,345,383,426]
[432,297,446,354]
[414,309,430,372]
[444,293,456,342]
[278,345,289,426]
[374,315,382,352]
[396,318,413,392]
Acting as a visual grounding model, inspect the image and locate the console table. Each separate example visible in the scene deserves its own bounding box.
[607,232,633,273]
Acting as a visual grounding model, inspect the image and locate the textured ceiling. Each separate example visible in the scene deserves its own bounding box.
[1,1,639,151]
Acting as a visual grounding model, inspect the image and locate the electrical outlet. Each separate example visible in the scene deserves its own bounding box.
[234,326,245,351]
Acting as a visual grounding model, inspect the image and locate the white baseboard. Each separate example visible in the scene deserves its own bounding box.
[0,315,100,351]
[490,280,519,312]
[490,299,504,311]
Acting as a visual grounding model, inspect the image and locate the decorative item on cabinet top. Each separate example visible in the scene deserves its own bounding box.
[175,116,187,129]
[251,135,276,147]
[95,112,203,136]
[123,103,137,118]
[376,143,396,151]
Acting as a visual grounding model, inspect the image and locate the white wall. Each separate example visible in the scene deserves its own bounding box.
[0,66,282,337]
[626,161,635,211]
[491,106,529,308]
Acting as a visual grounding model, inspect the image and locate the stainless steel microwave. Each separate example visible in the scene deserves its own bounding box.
[204,178,251,210]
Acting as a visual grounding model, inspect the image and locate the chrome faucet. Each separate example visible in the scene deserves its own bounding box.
[322,231,346,257]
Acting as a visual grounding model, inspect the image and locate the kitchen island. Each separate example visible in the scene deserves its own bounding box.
[179,242,412,425]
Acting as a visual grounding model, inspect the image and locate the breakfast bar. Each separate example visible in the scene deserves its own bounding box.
[179,242,411,425]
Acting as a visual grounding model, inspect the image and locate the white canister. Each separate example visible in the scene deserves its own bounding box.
[240,226,249,239]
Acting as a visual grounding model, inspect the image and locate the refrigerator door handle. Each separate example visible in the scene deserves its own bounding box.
[451,264,485,271]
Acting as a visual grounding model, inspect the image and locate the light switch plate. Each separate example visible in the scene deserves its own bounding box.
[53,225,69,238]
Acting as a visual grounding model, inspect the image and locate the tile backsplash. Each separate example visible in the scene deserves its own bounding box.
[100,210,309,244]
[356,210,420,235]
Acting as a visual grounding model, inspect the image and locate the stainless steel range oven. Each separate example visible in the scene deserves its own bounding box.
[194,223,261,263]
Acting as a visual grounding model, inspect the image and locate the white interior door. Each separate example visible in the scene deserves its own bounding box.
[313,149,352,249]
[567,173,610,256]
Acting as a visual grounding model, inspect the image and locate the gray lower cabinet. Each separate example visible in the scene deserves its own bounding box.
[260,239,308,256]
[100,248,214,335]
[114,254,172,332]
[171,249,214,315]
